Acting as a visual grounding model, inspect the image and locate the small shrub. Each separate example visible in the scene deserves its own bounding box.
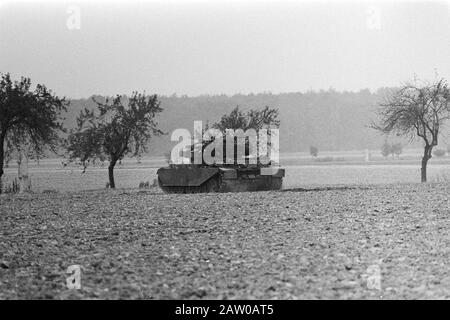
[391,143,403,158]
[138,181,150,189]
[1,177,19,194]
[381,141,391,158]
[380,141,402,159]
[309,146,318,158]
[433,149,446,157]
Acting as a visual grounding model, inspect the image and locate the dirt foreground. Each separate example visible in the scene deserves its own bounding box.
[0,183,449,299]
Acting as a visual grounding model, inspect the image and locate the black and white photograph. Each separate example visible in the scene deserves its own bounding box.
[1,0,450,305]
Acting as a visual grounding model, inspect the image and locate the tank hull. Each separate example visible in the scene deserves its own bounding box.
[157,166,284,193]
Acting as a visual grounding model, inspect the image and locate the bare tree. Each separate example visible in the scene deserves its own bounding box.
[373,79,450,182]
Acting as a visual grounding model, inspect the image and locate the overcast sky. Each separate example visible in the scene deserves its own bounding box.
[1,0,449,98]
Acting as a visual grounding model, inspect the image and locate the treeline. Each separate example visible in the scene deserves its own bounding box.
[65,88,408,155]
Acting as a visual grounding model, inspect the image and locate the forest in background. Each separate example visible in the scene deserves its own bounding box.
[64,88,431,157]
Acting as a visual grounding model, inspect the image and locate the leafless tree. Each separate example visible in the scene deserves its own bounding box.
[373,79,450,182]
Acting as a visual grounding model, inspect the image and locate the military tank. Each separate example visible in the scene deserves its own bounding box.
[158,105,285,193]
[157,165,284,193]
[157,136,284,193]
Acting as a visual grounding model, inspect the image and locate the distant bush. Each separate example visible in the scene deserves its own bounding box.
[138,181,150,189]
[138,179,158,189]
[381,141,391,158]
[391,143,403,158]
[433,149,446,157]
[381,141,402,158]
[309,146,318,158]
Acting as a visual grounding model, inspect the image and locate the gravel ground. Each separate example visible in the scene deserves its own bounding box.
[0,183,449,299]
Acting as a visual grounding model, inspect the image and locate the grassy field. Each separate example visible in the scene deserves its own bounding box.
[3,160,450,192]
[2,149,450,193]
[1,184,449,299]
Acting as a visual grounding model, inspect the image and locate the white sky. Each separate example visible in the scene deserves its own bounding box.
[1,0,449,98]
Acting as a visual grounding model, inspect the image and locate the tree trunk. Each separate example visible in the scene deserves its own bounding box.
[421,145,431,183]
[0,133,5,194]
[421,157,428,182]
[108,160,117,189]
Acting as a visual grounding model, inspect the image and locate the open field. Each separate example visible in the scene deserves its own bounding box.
[0,183,449,299]
[2,150,450,193]
[4,161,450,192]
